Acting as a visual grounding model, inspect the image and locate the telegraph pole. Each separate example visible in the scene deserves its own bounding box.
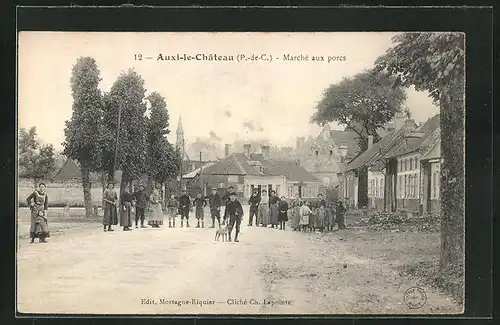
[111,102,123,182]
[199,151,203,196]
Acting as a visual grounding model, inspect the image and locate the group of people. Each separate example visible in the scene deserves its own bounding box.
[102,182,165,232]
[289,193,347,232]
[246,190,346,232]
[25,181,346,244]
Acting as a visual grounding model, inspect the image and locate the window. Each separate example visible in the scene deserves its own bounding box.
[404,159,408,172]
[410,158,413,170]
[398,175,403,198]
[375,179,379,198]
[399,160,403,172]
[380,178,384,198]
[409,175,414,198]
[404,174,409,198]
[432,172,437,199]
[276,185,281,196]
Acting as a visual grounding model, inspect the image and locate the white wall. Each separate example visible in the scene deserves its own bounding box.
[430,159,441,199]
[396,153,420,200]
[243,175,286,199]
[367,170,385,204]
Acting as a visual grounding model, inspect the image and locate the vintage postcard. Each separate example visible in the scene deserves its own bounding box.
[16,31,465,315]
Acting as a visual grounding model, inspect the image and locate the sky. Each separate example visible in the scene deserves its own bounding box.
[18,32,439,151]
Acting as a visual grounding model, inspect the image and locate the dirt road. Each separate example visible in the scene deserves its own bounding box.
[17,208,461,315]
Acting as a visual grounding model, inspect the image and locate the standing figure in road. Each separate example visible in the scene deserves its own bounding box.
[299,201,313,232]
[132,184,148,228]
[208,187,222,228]
[291,194,302,231]
[277,196,289,231]
[258,189,270,227]
[269,190,280,228]
[26,183,50,243]
[247,189,260,226]
[221,186,234,225]
[120,186,134,231]
[193,193,207,228]
[326,202,335,231]
[148,184,164,228]
[336,201,347,229]
[226,192,244,242]
[103,181,118,232]
[315,204,327,232]
[317,193,327,209]
[178,189,191,228]
[167,193,178,228]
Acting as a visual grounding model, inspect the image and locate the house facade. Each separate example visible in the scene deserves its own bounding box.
[295,124,360,188]
[341,121,414,209]
[384,114,440,213]
[201,144,322,202]
[419,137,441,214]
[343,114,441,214]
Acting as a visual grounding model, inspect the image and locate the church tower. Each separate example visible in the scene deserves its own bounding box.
[176,116,185,160]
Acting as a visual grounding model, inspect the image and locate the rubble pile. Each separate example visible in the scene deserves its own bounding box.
[352,211,440,232]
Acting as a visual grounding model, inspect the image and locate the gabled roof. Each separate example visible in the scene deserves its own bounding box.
[182,162,216,179]
[329,130,360,159]
[53,158,81,181]
[346,126,410,172]
[384,114,440,159]
[420,137,441,161]
[267,160,321,183]
[202,152,320,183]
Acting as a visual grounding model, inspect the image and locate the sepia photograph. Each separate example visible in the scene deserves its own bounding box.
[16,31,465,315]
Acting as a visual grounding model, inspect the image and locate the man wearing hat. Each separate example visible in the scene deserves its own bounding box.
[132,184,148,228]
[178,188,192,227]
[208,187,222,228]
[226,192,244,242]
[222,186,235,225]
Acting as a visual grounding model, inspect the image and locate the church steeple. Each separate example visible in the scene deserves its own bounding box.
[176,116,188,161]
[176,116,184,135]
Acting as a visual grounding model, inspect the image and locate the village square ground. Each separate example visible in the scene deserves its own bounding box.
[16,206,462,315]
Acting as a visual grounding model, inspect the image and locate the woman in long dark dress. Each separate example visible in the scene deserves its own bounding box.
[269,190,280,228]
[277,196,289,230]
[26,183,50,243]
[103,182,118,232]
[291,194,302,231]
[120,186,134,231]
[258,190,270,227]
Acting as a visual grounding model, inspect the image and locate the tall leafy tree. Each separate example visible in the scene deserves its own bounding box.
[375,32,465,273]
[102,69,148,195]
[145,92,181,190]
[19,127,56,185]
[310,70,407,151]
[62,57,104,217]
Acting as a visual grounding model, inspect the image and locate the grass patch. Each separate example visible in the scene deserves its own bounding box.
[398,261,464,305]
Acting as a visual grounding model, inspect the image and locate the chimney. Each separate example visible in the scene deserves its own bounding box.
[392,112,405,130]
[261,145,270,160]
[243,144,251,157]
[367,135,373,150]
[296,137,305,149]
[405,119,416,129]
[224,144,232,157]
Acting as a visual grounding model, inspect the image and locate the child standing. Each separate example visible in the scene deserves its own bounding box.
[226,192,244,242]
[167,194,178,228]
[193,193,207,228]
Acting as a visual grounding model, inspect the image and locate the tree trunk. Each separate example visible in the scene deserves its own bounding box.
[439,83,465,272]
[81,166,93,218]
[100,171,107,208]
